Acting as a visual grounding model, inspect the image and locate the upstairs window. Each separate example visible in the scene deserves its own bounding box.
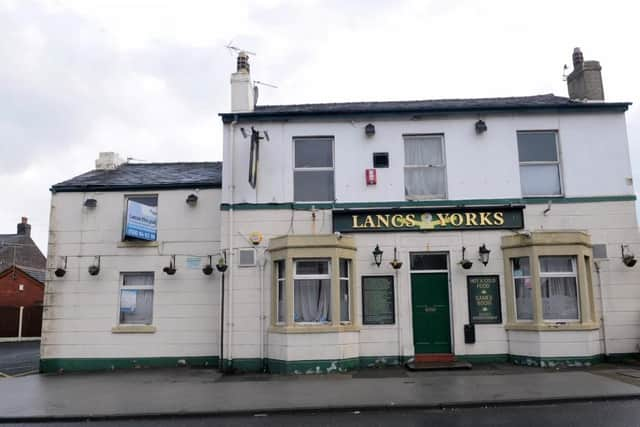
[404,135,446,199]
[517,131,562,197]
[123,195,158,241]
[293,137,334,202]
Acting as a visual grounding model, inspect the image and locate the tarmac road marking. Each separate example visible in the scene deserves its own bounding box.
[0,371,12,378]
[13,370,38,377]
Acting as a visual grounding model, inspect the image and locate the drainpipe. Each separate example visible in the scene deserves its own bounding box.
[595,261,608,356]
[219,267,225,370]
[259,253,267,371]
[224,118,238,371]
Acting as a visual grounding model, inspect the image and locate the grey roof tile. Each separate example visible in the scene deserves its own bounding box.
[51,162,222,193]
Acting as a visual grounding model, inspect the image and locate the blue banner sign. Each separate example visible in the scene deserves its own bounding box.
[125,200,157,241]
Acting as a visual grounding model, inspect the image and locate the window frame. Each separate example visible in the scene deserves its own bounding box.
[538,255,580,322]
[502,232,598,332]
[122,194,159,242]
[293,258,332,325]
[339,258,351,323]
[517,130,564,198]
[511,257,534,322]
[292,136,335,202]
[275,260,286,325]
[403,134,447,200]
[118,272,155,326]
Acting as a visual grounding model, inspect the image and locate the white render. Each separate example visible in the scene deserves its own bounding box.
[222,112,634,204]
[42,189,222,362]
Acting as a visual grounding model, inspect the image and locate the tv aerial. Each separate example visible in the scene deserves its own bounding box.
[225,40,256,56]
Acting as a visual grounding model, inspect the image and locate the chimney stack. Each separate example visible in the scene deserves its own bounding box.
[230,51,255,113]
[567,47,605,101]
[17,217,31,237]
[95,152,125,170]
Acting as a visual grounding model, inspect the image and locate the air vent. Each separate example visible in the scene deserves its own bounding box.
[238,248,256,267]
[592,244,607,259]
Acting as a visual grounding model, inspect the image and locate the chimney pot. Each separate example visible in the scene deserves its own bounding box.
[237,51,250,73]
[230,52,255,112]
[566,47,604,101]
[95,152,125,170]
[17,217,31,237]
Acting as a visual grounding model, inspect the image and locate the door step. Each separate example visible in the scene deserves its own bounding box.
[414,353,455,363]
[405,360,472,371]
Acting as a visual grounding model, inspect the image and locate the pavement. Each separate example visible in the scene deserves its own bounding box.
[0,363,639,422]
[0,341,39,377]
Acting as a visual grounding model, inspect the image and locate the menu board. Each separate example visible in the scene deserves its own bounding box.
[362,276,395,325]
[467,275,502,324]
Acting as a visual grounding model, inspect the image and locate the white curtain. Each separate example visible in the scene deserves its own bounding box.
[541,277,578,320]
[294,279,331,322]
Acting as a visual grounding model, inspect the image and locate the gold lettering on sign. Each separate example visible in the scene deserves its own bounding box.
[376,214,390,228]
[465,212,478,226]
[435,213,450,226]
[493,212,505,225]
[352,215,363,229]
[479,212,493,226]
[363,215,376,228]
[450,213,464,226]
[391,214,405,227]
[405,214,417,227]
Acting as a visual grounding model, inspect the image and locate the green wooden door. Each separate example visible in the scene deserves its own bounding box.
[411,272,451,354]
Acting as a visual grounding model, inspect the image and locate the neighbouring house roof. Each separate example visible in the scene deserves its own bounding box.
[219,94,631,122]
[51,162,223,193]
[0,266,46,285]
[0,234,46,280]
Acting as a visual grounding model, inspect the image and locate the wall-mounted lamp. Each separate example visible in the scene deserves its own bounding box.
[621,245,637,267]
[163,255,177,275]
[365,123,375,137]
[202,255,214,275]
[372,244,383,267]
[186,194,198,206]
[479,244,491,266]
[84,198,97,208]
[55,256,67,277]
[475,120,487,134]
[216,252,228,273]
[248,231,263,245]
[390,247,403,270]
[240,127,248,138]
[459,247,473,270]
[88,256,100,276]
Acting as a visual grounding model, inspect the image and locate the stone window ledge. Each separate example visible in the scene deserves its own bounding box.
[117,241,160,248]
[505,322,599,332]
[269,324,360,334]
[111,325,157,334]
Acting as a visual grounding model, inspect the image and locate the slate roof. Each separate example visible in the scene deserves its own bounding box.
[0,234,46,283]
[51,162,223,193]
[220,94,630,122]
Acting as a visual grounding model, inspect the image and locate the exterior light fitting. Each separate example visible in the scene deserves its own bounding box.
[365,123,375,137]
[459,247,473,270]
[186,194,198,206]
[88,256,100,276]
[84,198,97,208]
[202,255,214,275]
[55,256,67,277]
[475,120,487,134]
[621,245,637,267]
[390,247,403,270]
[216,252,228,273]
[479,244,491,266]
[372,244,383,267]
[163,255,177,275]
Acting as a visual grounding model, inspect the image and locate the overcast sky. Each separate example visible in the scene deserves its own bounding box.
[1,0,639,252]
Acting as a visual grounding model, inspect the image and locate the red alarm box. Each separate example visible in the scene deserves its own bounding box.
[365,168,377,185]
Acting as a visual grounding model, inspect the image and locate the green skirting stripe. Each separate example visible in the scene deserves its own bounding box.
[455,354,510,364]
[220,195,636,211]
[509,354,605,367]
[605,353,640,363]
[40,356,219,373]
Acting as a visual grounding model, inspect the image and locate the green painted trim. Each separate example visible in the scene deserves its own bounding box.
[605,353,640,363]
[509,354,605,368]
[39,356,219,373]
[220,195,636,211]
[455,354,510,364]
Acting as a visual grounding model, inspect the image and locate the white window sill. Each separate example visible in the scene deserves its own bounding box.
[112,325,156,334]
[117,241,160,248]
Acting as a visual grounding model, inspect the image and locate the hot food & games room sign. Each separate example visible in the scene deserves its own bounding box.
[332,206,524,233]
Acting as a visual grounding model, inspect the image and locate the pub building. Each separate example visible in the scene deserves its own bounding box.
[41,49,640,373]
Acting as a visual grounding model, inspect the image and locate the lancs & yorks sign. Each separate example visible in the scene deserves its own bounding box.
[333,206,524,233]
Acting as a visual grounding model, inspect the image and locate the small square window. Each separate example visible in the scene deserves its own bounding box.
[373,152,389,168]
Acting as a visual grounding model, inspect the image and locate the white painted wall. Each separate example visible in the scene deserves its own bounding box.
[222,112,634,204]
[226,201,640,363]
[42,189,222,360]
